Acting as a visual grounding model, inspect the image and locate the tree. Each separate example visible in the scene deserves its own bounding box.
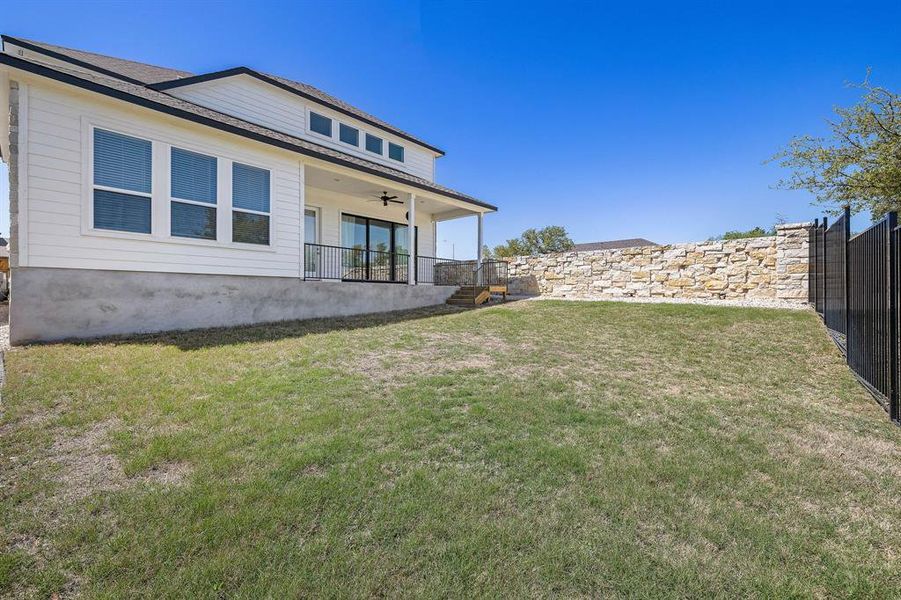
[771,73,901,220]
[713,226,775,241]
[492,226,574,258]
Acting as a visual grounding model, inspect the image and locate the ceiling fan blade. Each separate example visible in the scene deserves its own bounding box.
[386,195,398,201]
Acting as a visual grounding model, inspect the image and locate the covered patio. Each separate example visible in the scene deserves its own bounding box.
[300,163,497,287]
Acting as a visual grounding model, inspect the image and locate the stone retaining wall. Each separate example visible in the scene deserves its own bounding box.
[506,223,812,302]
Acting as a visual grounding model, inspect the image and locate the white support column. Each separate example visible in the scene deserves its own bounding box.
[477,212,484,265]
[407,193,416,285]
[298,162,306,278]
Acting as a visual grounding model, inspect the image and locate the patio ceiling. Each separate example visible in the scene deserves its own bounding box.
[305,165,483,221]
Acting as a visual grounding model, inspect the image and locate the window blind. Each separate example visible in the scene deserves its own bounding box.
[171,147,217,204]
[94,128,152,193]
[232,163,270,213]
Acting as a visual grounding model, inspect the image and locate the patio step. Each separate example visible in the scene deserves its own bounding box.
[447,286,491,306]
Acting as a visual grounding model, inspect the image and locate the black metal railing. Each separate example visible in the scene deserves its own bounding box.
[303,244,510,290]
[418,255,472,285]
[304,243,409,283]
[810,207,900,423]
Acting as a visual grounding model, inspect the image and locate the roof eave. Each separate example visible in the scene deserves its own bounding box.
[151,67,447,156]
[0,53,495,212]
[1,35,148,86]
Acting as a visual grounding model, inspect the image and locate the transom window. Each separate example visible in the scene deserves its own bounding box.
[232,162,271,245]
[170,147,217,240]
[92,128,152,234]
[365,133,383,155]
[388,142,404,162]
[310,111,332,137]
[339,123,359,146]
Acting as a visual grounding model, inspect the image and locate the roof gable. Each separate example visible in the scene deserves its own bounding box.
[0,50,494,211]
[152,68,444,155]
[3,35,442,155]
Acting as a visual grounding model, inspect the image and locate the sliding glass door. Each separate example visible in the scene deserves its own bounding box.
[340,214,417,282]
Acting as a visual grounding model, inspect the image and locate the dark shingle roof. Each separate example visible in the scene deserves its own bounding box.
[4,36,192,85]
[5,36,442,154]
[0,40,493,211]
[572,238,657,252]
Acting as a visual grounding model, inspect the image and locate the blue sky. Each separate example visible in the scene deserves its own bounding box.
[2,0,900,257]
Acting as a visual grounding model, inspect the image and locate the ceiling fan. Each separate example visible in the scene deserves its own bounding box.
[370,191,404,207]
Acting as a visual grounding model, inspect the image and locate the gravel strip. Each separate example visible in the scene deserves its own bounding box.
[512,295,810,311]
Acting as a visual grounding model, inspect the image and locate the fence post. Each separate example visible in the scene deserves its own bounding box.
[888,212,899,423]
[843,206,851,356]
[822,217,828,313]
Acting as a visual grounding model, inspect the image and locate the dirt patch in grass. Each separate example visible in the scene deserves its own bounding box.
[346,332,498,387]
[783,424,901,479]
[25,419,194,517]
[49,419,126,504]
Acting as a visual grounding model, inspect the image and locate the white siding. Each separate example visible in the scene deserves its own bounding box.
[169,75,437,182]
[17,81,442,278]
[22,83,302,277]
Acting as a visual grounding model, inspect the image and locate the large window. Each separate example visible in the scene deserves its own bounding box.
[340,213,416,282]
[388,142,404,162]
[365,133,383,155]
[339,123,359,146]
[232,162,271,245]
[92,128,152,234]
[170,147,217,240]
[310,111,332,137]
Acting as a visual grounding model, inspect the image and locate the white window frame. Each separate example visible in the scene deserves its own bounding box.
[85,124,154,239]
[338,122,359,148]
[365,132,384,156]
[307,109,334,141]
[231,160,274,247]
[388,142,405,163]
[168,145,219,242]
[81,116,277,252]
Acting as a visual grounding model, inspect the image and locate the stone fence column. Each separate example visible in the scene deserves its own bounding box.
[775,222,814,301]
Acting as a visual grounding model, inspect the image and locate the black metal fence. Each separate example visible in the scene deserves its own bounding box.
[824,213,849,334]
[811,207,900,423]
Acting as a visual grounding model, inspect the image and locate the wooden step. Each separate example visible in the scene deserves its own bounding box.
[447,286,491,305]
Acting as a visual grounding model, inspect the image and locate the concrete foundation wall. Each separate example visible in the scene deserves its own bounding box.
[9,267,457,344]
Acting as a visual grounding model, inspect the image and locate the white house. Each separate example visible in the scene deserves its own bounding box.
[0,36,500,344]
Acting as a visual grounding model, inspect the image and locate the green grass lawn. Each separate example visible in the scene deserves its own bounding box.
[1,300,899,598]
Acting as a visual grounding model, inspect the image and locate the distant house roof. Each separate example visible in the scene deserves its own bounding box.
[0,36,495,211]
[572,238,657,252]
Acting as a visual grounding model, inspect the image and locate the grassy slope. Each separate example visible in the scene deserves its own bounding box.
[1,301,899,598]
